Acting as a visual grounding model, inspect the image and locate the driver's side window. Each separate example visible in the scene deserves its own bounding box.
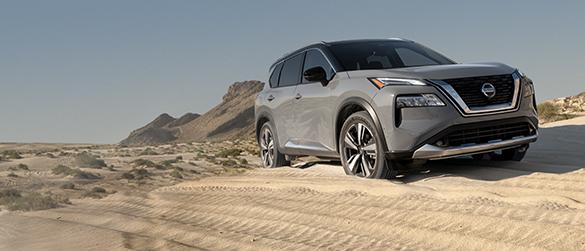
[302,50,333,83]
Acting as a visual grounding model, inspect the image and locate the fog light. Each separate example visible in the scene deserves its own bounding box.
[396,94,445,108]
[436,140,445,147]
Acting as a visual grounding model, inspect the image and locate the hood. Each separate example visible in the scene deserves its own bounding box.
[345,62,516,80]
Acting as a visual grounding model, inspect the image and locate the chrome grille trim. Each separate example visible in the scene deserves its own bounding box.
[429,72,521,116]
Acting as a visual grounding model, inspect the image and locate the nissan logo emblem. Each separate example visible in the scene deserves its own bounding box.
[481,83,496,99]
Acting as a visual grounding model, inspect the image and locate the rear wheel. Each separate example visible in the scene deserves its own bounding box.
[259,123,289,168]
[339,111,396,179]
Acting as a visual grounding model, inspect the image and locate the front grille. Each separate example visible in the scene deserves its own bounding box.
[441,122,534,147]
[443,74,515,108]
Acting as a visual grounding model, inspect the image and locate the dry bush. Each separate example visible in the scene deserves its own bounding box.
[75,152,106,168]
[220,159,238,167]
[538,102,578,123]
[83,187,108,199]
[2,150,22,160]
[0,189,64,211]
[139,147,159,156]
[216,148,242,158]
[121,168,150,180]
[170,169,183,179]
[132,159,161,169]
[60,182,75,190]
[52,165,101,180]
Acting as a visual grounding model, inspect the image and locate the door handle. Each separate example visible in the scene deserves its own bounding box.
[267,95,275,101]
[295,93,302,100]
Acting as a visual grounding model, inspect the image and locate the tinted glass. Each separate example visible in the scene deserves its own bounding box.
[279,53,304,87]
[269,63,282,88]
[396,47,438,67]
[302,49,333,83]
[329,41,454,71]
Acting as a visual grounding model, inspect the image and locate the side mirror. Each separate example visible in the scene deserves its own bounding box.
[303,66,328,86]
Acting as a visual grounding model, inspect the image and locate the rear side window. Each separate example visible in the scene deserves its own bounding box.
[269,63,283,88]
[302,50,334,83]
[278,53,304,87]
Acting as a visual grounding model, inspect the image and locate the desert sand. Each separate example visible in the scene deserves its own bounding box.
[1,120,585,250]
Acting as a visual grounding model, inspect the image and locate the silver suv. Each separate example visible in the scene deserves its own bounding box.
[255,39,538,178]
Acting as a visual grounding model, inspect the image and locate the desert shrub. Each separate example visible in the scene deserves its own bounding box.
[73,170,101,180]
[52,165,101,180]
[170,169,183,179]
[132,159,160,168]
[0,189,21,198]
[7,172,18,178]
[2,150,22,159]
[121,168,150,180]
[139,147,159,156]
[188,161,198,166]
[120,172,135,180]
[17,163,29,171]
[52,165,74,175]
[175,155,183,160]
[159,159,179,169]
[60,182,75,189]
[216,148,242,158]
[239,158,248,165]
[83,187,107,198]
[75,152,106,168]
[220,159,238,167]
[537,102,578,123]
[91,187,106,193]
[0,189,61,211]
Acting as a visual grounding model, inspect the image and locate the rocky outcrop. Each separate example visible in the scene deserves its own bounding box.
[121,80,264,145]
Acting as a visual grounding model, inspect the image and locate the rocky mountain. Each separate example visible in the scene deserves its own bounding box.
[120,80,264,145]
[120,113,200,146]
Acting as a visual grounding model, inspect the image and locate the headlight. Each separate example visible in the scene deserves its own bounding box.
[369,77,427,88]
[396,94,445,108]
[517,69,535,97]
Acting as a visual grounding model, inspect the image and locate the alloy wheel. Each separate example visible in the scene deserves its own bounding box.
[260,127,274,167]
[342,122,377,177]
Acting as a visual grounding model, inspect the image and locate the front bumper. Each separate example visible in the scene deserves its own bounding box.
[411,134,537,160]
[372,81,539,160]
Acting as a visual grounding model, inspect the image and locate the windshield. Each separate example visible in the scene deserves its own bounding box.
[328,41,455,71]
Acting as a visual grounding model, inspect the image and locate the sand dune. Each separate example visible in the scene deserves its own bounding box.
[2,122,585,250]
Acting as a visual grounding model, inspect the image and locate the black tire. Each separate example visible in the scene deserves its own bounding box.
[339,111,396,179]
[259,122,290,168]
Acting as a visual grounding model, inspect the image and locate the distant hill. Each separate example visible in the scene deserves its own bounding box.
[120,113,200,146]
[547,92,585,115]
[120,80,264,145]
[539,92,585,123]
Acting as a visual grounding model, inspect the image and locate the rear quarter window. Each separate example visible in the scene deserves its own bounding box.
[269,63,283,88]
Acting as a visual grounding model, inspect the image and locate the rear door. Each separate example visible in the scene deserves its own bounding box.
[291,49,337,153]
[263,53,304,150]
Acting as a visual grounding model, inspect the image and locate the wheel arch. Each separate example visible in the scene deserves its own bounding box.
[255,111,274,142]
[335,98,388,153]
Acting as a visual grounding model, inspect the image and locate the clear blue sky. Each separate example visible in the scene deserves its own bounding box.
[1,0,584,143]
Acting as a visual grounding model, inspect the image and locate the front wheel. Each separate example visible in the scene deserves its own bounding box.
[339,111,396,179]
